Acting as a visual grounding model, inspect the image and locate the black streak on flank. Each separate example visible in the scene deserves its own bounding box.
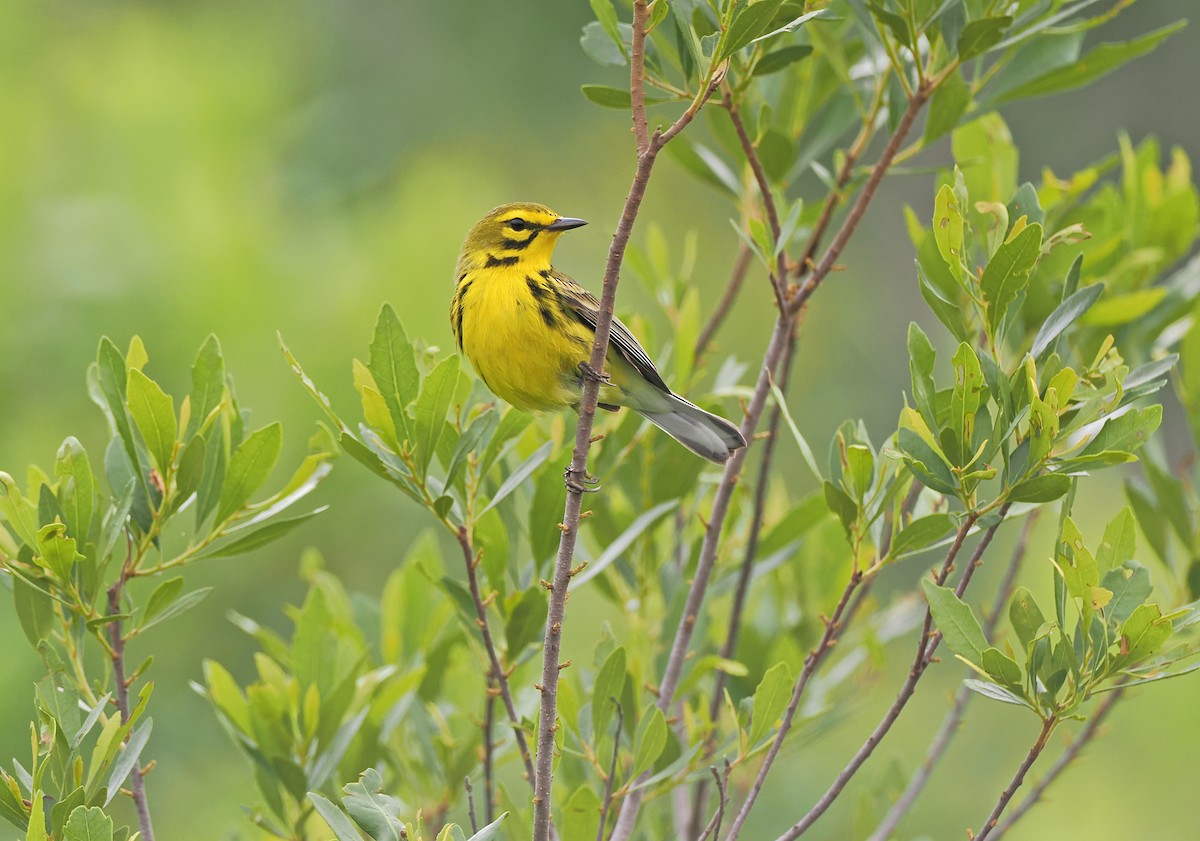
[539,269,553,281]
[540,306,558,329]
[453,280,472,351]
[485,254,519,267]
[526,276,550,300]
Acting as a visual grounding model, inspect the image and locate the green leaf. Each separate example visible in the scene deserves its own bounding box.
[504,588,548,654]
[748,8,828,46]
[923,71,970,145]
[216,422,283,524]
[982,647,1022,686]
[574,499,677,587]
[1079,406,1161,456]
[1008,473,1071,503]
[36,523,83,582]
[369,305,420,444]
[13,574,55,645]
[1101,562,1152,625]
[343,768,407,840]
[592,646,626,740]
[562,786,602,841]
[963,678,1027,706]
[754,44,813,76]
[1125,480,1168,564]
[1081,288,1167,327]
[55,437,96,544]
[922,579,988,665]
[466,813,509,841]
[581,21,626,67]
[0,471,40,546]
[1143,456,1192,547]
[772,382,822,482]
[480,441,553,515]
[126,368,176,475]
[933,184,965,279]
[995,22,1186,104]
[104,720,152,807]
[1096,507,1136,573]
[1006,182,1043,228]
[949,342,984,464]
[631,706,667,777]
[869,2,913,51]
[908,322,937,428]
[748,662,793,746]
[889,513,956,560]
[412,355,460,476]
[142,577,184,626]
[721,0,786,59]
[187,335,225,439]
[1030,274,1101,357]
[957,16,1012,60]
[1119,603,1172,664]
[309,793,367,841]
[1008,586,1045,649]
[137,587,211,633]
[63,805,114,841]
[980,222,1042,336]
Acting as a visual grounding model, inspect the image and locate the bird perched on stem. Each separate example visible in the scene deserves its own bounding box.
[451,202,746,464]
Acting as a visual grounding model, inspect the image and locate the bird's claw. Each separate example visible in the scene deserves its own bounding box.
[577,361,610,384]
[564,466,601,493]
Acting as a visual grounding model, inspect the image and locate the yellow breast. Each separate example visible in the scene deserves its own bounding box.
[454,265,592,412]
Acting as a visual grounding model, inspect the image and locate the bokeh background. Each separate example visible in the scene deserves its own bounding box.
[0,1,1196,839]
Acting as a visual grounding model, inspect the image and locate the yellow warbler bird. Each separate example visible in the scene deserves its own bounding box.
[451,202,746,464]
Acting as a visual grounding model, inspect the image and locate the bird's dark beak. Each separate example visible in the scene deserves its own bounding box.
[546,216,588,231]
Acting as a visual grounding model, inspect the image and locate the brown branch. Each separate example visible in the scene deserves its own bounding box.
[771,511,1017,841]
[484,692,496,824]
[465,776,479,836]
[727,93,788,310]
[107,576,155,841]
[456,526,536,785]
[725,567,865,841]
[596,700,625,841]
[867,510,1037,841]
[697,764,730,841]
[975,716,1059,841]
[694,244,753,361]
[989,688,1125,840]
[531,3,721,837]
[790,84,931,315]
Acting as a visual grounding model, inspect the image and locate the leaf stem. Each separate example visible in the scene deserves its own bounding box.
[595,700,624,841]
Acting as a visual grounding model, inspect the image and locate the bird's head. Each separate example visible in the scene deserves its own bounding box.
[459,202,587,269]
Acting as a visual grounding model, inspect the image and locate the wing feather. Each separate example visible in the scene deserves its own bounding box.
[551,270,671,394]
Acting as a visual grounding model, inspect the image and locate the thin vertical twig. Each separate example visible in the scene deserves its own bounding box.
[107,572,155,841]
[697,764,730,841]
[974,716,1059,841]
[531,2,722,837]
[484,691,496,825]
[456,526,537,785]
[990,688,1125,840]
[465,777,479,836]
[596,700,625,841]
[867,510,1037,841]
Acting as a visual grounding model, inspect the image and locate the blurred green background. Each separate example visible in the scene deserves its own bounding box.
[1,1,1196,838]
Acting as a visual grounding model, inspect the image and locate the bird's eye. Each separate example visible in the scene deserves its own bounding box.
[507,218,528,232]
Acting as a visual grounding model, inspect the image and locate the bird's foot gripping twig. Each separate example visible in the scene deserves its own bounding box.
[564,465,601,493]
[577,361,610,384]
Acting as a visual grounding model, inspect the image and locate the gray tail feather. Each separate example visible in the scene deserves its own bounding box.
[637,393,747,464]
